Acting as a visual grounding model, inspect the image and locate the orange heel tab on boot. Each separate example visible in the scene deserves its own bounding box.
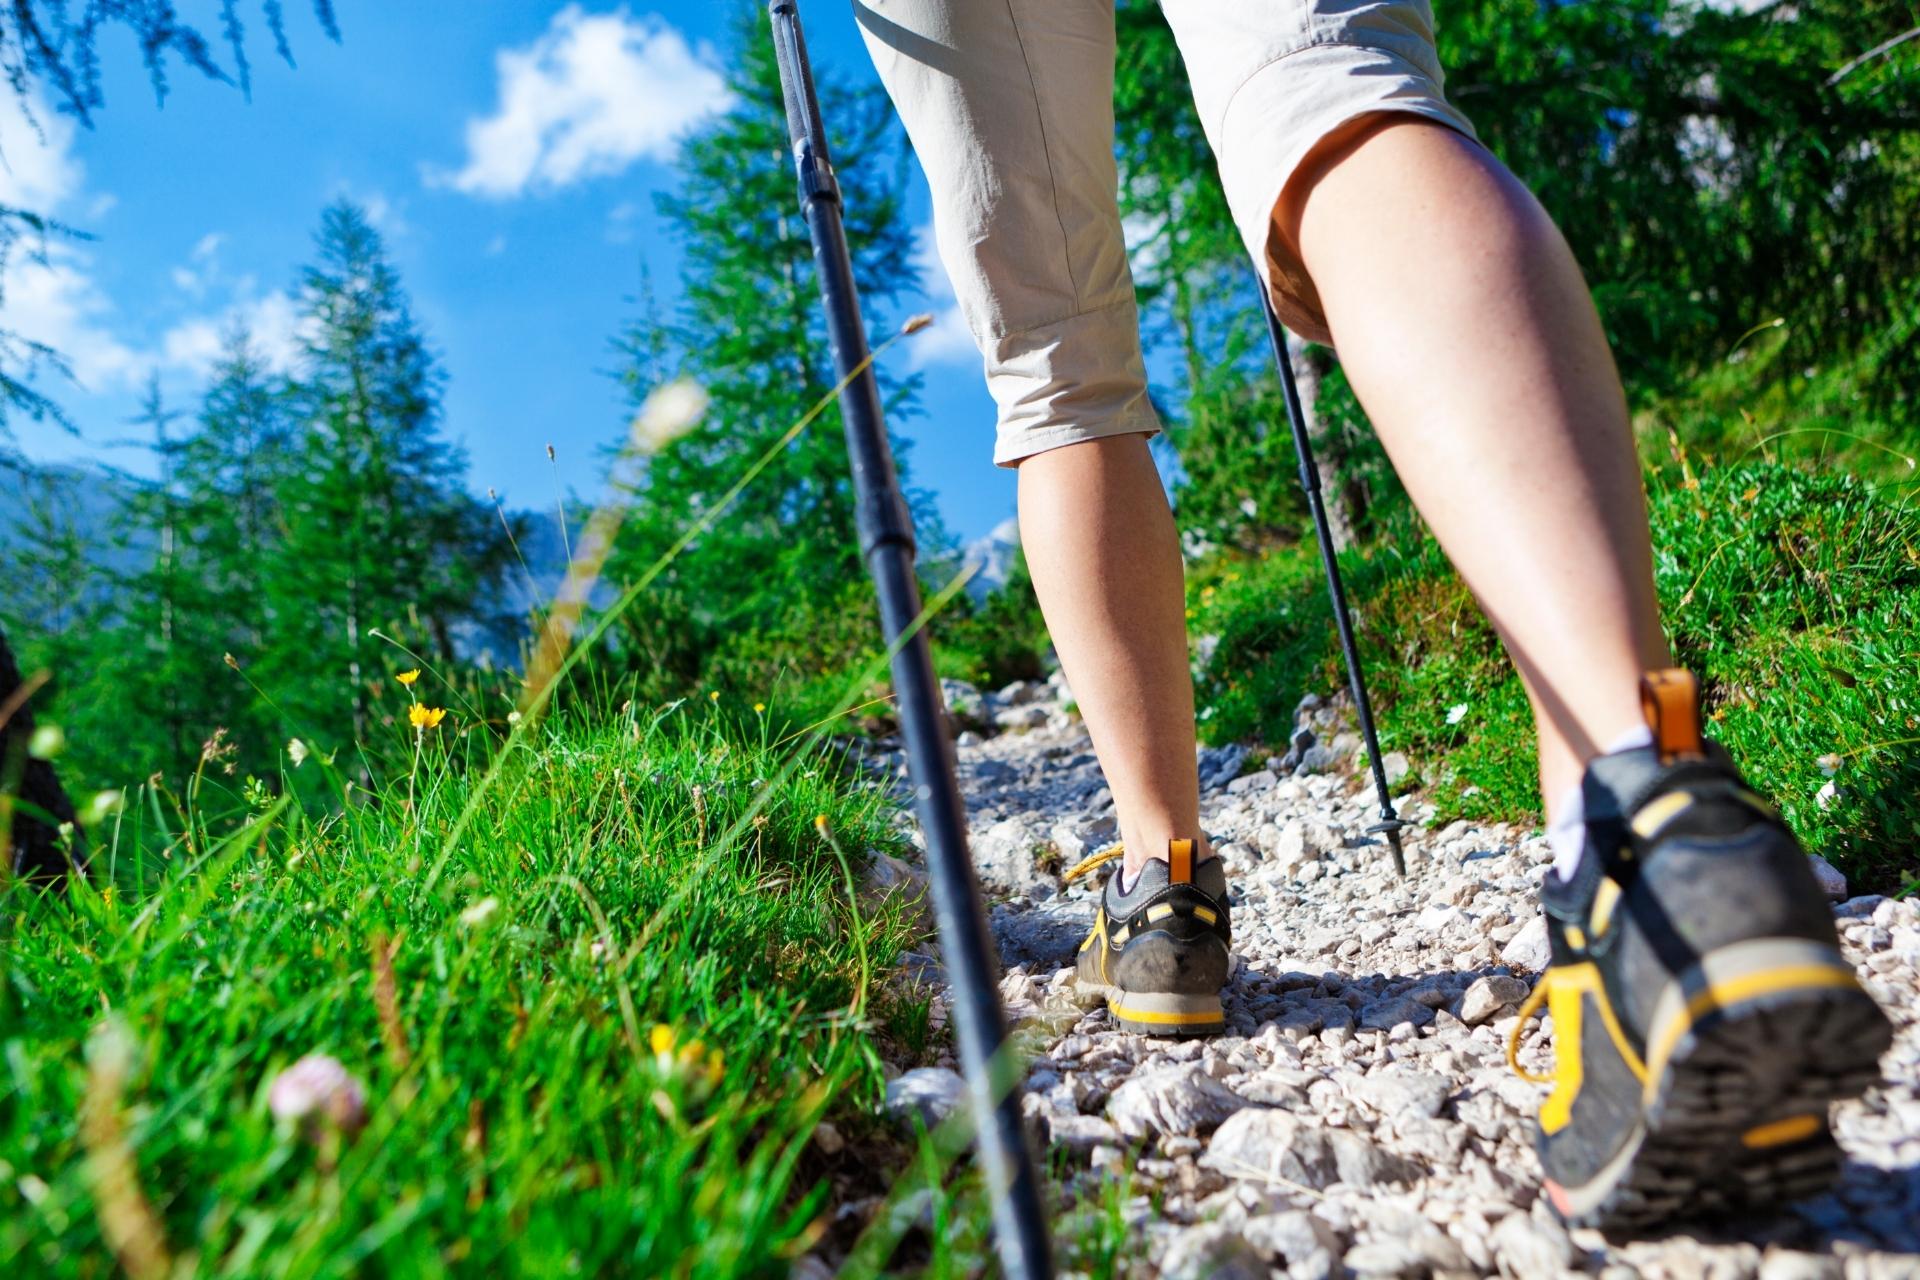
[1640,669,1705,762]
[1169,838,1194,885]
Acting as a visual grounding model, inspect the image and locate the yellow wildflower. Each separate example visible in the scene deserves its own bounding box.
[396,669,420,687]
[753,702,766,714]
[708,690,720,702]
[650,1024,675,1058]
[409,705,447,730]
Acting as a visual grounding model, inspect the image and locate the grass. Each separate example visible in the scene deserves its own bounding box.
[0,341,1120,1275]
[1634,308,1920,483]
[10,336,1913,1276]
[1192,458,1920,892]
[0,700,931,1277]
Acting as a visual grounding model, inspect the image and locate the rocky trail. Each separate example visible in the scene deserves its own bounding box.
[874,673,1920,1279]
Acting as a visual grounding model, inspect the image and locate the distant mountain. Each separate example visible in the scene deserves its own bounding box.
[489,507,582,623]
[2,460,1022,661]
[0,463,137,571]
[0,458,576,664]
[959,515,1020,602]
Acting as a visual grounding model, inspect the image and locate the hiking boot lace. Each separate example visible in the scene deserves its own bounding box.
[1507,975,1557,1085]
[1061,843,1124,885]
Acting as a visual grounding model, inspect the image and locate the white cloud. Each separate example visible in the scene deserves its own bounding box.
[1,87,145,392]
[159,316,224,370]
[4,87,304,418]
[243,292,306,369]
[155,231,304,377]
[170,233,228,297]
[0,90,84,210]
[158,290,305,377]
[360,190,410,239]
[435,7,731,199]
[6,247,143,388]
[605,198,639,243]
[907,223,976,370]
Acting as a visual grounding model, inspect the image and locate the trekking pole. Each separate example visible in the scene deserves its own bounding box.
[1260,299,1409,877]
[766,5,1054,1277]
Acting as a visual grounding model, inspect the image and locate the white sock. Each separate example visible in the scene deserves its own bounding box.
[1547,724,1656,880]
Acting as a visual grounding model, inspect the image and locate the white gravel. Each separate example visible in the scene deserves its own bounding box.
[879,677,1920,1277]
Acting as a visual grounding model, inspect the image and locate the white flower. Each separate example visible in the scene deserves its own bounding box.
[459,897,500,928]
[1815,779,1840,810]
[628,378,710,452]
[80,789,123,826]
[1816,752,1842,777]
[268,1054,367,1134]
[1445,703,1469,726]
[287,738,309,768]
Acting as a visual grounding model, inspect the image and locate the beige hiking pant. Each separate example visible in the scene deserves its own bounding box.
[854,0,1478,465]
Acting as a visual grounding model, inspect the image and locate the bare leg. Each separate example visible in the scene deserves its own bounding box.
[1276,116,1669,813]
[1017,435,1210,877]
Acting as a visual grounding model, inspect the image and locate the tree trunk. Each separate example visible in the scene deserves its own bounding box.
[1289,336,1359,552]
[0,623,86,880]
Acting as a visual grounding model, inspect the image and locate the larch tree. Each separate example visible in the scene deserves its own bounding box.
[263,200,507,756]
[1,0,339,871]
[108,335,295,784]
[604,12,939,701]
[1108,0,1920,551]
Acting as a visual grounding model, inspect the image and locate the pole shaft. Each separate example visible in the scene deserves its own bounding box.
[1260,301,1407,876]
[767,5,1054,1276]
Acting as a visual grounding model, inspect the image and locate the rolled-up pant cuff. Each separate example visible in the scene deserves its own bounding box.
[988,297,1163,467]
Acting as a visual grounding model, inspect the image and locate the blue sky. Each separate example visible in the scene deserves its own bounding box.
[1,2,1018,543]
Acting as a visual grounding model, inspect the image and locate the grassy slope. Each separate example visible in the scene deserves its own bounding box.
[1194,459,1920,892]
[1,703,925,1277]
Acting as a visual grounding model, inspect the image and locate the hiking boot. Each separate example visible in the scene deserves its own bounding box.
[1066,838,1231,1037]
[1514,669,1892,1233]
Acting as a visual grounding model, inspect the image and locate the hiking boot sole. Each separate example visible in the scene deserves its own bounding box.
[1071,976,1226,1038]
[1547,937,1892,1234]
[1106,988,1226,1038]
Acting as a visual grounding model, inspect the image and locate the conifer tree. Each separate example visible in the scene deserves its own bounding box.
[2,1,339,824]
[115,378,197,777]
[107,337,293,782]
[0,462,119,786]
[181,327,294,661]
[263,200,506,752]
[605,13,936,698]
[1109,0,1920,545]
